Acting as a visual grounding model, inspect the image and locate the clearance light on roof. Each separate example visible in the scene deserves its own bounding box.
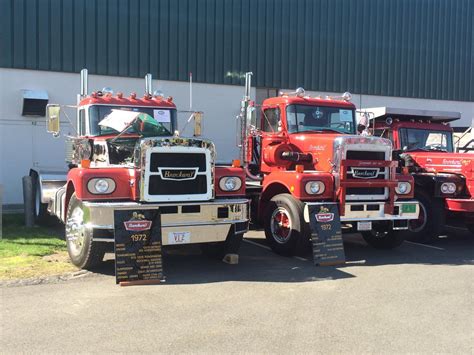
[153,90,164,99]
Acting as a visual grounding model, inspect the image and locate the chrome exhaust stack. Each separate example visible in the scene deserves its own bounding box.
[80,69,88,98]
[239,72,262,181]
[145,73,153,96]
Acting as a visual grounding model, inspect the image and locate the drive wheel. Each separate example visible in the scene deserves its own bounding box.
[264,193,308,256]
[361,228,405,249]
[65,193,105,269]
[407,190,445,242]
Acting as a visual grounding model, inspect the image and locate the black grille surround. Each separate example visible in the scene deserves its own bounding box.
[150,152,206,172]
[346,150,385,160]
[148,175,207,195]
[145,151,210,198]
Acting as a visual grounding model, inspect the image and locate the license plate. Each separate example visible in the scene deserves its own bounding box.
[168,231,191,245]
[402,204,416,213]
[357,221,372,231]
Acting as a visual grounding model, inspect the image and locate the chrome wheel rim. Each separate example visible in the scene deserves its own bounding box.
[270,207,292,244]
[66,205,86,257]
[409,202,427,233]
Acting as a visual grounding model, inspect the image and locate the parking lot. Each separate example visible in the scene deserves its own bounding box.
[1,228,473,353]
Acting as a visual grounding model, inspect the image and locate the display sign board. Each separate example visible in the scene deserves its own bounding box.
[307,203,346,266]
[114,209,164,285]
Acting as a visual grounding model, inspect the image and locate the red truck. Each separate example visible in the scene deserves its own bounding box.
[239,73,420,255]
[30,69,249,269]
[359,107,474,240]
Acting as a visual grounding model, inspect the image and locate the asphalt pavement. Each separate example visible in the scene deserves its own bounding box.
[1,229,473,354]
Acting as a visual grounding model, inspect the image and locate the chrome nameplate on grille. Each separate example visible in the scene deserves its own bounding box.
[158,168,199,181]
[351,168,379,179]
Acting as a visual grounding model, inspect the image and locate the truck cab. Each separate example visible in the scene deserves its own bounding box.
[32,70,249,269]
[239,74,420,255]
[360,107,474,239]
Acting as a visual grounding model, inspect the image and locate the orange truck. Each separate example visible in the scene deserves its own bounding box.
[29,70,249,269]
[238,73,420,255]
[359,107,473,240]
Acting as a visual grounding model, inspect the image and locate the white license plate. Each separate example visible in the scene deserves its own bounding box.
[168,231,191,245]
[357,221,372,231]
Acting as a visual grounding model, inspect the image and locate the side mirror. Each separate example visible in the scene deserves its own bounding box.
[193,111,202,137]
[46,104,61,137]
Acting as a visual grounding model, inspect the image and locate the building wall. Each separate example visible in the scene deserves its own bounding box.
[0,68,251,205]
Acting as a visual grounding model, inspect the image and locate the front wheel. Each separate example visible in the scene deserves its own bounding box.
[65,193,105,269]
[407,190,445,242]
[263,193,309,256]
[361,224,405,249]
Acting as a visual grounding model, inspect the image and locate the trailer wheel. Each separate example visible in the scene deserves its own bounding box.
[65,193,105,269]
[407,190,445,242]
[361,227,405,249]
[264,193,309,256]
[200,227,243,260]
[31,173,56,226]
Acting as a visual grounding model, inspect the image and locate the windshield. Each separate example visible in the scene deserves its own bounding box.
[399,128,454,152]
[89,105,177,136]
[286,104,356,134]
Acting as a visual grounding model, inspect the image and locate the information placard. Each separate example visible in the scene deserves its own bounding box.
[308,203,345,266]
[114,209,164,285]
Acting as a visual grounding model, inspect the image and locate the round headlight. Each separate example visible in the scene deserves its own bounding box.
[95,179,109,193]
[219,176,242,192]
[305,181,325,195]
[441,182,456,194]
[87,178,116,194]
[395,181,411,195]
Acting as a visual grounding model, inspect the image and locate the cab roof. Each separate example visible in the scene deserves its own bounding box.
[79,94,177,108]
[362,107,460,123]
[263,95,356,109]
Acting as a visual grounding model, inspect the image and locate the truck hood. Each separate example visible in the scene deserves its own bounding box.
[406,151,473,176]
[288,133,392,172]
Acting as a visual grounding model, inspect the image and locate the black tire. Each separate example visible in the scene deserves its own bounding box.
[200,227,243,260]
[361,228,406,249]
[65,193,105,269]
[407,190,445,242]
[263,193,309,256]
[31,173,57,226]
[466,224,474,236]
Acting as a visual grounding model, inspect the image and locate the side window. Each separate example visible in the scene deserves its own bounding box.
[262,108,280,132]
[78,109,86,135]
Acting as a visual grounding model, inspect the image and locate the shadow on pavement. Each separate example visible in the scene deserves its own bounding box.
[91,227,472,285]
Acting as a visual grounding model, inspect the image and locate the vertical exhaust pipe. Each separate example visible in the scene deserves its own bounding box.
[145,73,152,96]
[80,69,88,98]
[239,72,262,181]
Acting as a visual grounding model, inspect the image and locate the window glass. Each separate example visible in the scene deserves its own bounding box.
[286,105,355,134]
[400,128,453,152]
[262,108,280,132]
[88,106,177,137]
[78,109,86,135]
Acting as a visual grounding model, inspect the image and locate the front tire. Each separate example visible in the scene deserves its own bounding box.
[263,193,309,256]
[407,190,445,242]
[361,223,405,249]
[65,193,105,269]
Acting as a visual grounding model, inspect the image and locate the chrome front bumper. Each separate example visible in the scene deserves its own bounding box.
[82,199,249,245]
[304,200,419,222]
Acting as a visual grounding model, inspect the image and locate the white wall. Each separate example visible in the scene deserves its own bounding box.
[0,68,251,205]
